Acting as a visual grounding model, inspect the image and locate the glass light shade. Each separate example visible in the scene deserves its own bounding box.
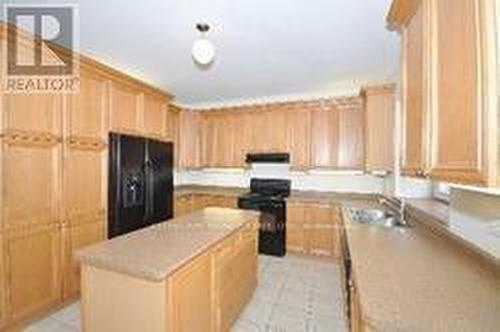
[192,38,215,65]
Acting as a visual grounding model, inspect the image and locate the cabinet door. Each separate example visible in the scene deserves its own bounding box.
[2,142,61,228]
[306,204,335,256]
[310,106,339,168]
[63,220,104,297]
[401,3,428,176]
[65,71,108,140]
[174,195,193,217]
[143,94,168,140]
[3,94,62,135]
[166,106,180,166]
[178,111,202,169]
[169,253,213,332]
[338,105,364,170]
[430,0,485,184]
[64,147,105,223]
[286,202,306,253]
[286,109,311,170]
[3,225,62,323]
[109,82,142,135]
[363,86,396,172]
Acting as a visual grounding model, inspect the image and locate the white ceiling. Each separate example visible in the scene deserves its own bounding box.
[1,0,400,106]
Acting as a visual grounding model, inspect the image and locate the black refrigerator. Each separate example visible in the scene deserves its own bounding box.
[108,133,173,238]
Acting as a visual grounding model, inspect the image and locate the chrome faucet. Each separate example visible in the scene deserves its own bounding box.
[379,196,410,227]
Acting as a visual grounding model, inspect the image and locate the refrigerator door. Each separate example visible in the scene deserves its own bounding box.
[108,133,147,238]
[145,139,173,225]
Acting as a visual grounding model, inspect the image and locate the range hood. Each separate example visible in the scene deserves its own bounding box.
[245,153,290,164]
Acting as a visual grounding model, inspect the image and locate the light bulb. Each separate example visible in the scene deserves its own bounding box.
[192,38,215,65]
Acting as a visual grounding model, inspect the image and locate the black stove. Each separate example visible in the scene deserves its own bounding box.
[238,178,291,256]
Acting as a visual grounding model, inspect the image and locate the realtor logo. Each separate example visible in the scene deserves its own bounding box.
[3,5,79,93]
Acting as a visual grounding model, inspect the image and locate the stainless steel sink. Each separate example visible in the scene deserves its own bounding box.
[348,207,412,228]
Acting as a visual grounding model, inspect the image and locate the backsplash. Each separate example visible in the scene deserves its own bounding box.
[449,188,500,258]
[175,163,385,193]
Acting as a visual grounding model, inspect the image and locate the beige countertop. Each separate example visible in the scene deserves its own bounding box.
[76,208,260,281]
[343,206,500,332]
[175,184,378,205]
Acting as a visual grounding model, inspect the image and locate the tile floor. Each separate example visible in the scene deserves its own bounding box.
[22,255,348,332]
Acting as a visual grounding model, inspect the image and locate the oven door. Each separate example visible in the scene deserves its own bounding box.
[238,198,286,256]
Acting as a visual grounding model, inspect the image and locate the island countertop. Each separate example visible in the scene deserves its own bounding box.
[75,208,260,281]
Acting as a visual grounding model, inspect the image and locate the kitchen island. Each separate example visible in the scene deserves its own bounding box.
[76,208,260,332]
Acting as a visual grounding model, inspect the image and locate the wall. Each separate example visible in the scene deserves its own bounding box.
[175,164,385,193]
[449,188,500,258]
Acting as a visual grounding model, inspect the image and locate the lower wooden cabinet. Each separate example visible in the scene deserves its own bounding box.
[169,252,214,332]
[286,201,339,259]
[174,193,237,218]
[174,194,194,217]
[63,219,105,297]
[1,224,62,326]
[215,227,258,331]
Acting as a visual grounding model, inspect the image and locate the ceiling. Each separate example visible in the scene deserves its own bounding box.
[0,0,399,107]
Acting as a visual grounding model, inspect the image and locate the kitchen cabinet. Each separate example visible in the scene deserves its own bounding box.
[400,2,429,176]
[338,104,365,170]
[362,84,396,173]
[174,194,194,217]
[178,110,203,169]
[2,224,62,324]
[169,252,214,332]
[143,93,168,140]
[65,72,108,140]
[63,219,105,297]
[388,0,499,186]
[175,194,237,218]
[109,82,143,135]
[286,201,339,259]
[286,108,311,169]
[2,141,61,229]
[286,202,307,253]
[310,103,340,168]
[166,105,180,167]
[214,226,257,331]
[202,111,238,168]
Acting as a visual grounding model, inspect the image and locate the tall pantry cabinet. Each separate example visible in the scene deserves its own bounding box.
[388,0,499,186]
[0,23,174,329]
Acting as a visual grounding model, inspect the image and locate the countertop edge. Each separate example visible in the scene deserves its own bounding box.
[76,209,260,282]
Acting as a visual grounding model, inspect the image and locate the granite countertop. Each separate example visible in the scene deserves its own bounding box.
[343,207,500,332]
[174,184,378,205]
[75,208,260,281]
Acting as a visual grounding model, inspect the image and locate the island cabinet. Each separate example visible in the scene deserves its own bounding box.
[78,208,259,332]
[286,201,340,260]
[388,0,499,186]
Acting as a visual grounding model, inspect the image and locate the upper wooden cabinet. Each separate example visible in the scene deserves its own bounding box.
[109,82,143,135]
[362,84,396,173]
[388,0,499,186]
[286,108,311,169]
[338,103,364,170]
[311,98,364,170]
[178,110,203,169]
[310,102,340,168]
[65,72,108,140]
[400,2,428,176]
[143,94,168,140]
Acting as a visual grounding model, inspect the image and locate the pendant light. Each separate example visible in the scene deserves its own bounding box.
[192,23,215,65]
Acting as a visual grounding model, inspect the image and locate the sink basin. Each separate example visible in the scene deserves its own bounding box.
[348,208,411,228]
